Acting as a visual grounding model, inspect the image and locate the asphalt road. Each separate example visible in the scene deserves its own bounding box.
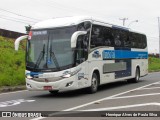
[0,72,160,120]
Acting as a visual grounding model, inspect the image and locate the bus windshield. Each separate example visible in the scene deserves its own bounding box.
[26,26,77,72]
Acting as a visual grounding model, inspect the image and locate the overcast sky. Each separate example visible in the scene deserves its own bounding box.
[0,0,160,53]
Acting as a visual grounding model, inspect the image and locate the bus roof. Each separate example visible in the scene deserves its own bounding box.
[32,16,92,29]
[32,16,145,35]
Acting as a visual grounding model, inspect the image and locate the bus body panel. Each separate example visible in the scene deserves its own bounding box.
[26,63,90,91]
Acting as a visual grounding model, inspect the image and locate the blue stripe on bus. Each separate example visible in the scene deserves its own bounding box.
[26,72,43,77]
[102,50,148,59]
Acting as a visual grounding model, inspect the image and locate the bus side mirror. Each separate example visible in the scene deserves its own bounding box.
[71,31,87,48]
[15,35,28,51]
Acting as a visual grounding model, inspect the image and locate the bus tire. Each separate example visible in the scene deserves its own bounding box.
[134,67,140,83]
[49,90,59,94]
[88,73,98,93]
[128,68,140,83]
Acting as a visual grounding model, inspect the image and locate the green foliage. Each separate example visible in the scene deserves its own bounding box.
[148,57,160,72]
[0,36,26,87]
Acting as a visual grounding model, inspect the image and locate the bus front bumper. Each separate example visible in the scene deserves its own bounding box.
[26,75,79,92]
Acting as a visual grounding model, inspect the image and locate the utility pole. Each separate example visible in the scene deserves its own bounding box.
[158,17,160,58]
[119,18,128,26]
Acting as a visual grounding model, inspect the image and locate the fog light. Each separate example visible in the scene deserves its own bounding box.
[66,81,73,87]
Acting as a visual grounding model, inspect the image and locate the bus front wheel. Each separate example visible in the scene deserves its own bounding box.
[88,73,98,93]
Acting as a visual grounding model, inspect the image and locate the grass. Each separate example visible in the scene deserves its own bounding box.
[0,36,26,87]
[148,57,160,72]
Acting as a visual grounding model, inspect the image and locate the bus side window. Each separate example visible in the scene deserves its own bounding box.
[114,35,121,47]
[91,25,114,48]
[130,32,137,48]
[113,29,123,47]
[130,32,145,49]
[121,31,130,48]
[103,27,113,46]
[138,34,147,49]
[77,21,91,31]
[76,34,89,64]
[136,34,142,48]
[141,35,147,48]
[76,35,84,64]
[91,25,103,48]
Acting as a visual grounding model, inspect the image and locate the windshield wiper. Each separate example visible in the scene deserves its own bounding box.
[50,44,60,71]
[34,44,45,69]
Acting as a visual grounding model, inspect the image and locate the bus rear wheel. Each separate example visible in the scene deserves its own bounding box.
[88,73,98,93]
[134,68,140,83]
[128,68,140,83]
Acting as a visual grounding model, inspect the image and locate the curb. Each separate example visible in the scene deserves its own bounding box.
[0,85,26,93]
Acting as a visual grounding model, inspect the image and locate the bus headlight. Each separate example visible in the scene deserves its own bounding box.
[62,73,71,78]
[62,68,82,78]
[26,75,33,79]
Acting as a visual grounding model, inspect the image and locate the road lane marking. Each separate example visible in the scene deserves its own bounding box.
[0,99,35,107]
[0,90,27,96]
[137,87,160,90]
[81,102,160,111]
[63,81,160,111]
[152,82,160,84]
[31,80,160,120]
[105,92,160,100]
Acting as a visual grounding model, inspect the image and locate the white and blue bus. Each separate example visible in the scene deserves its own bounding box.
[15,16,148,94]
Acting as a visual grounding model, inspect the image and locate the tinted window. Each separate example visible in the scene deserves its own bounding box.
[103,27,114,46]
[90,24,146,49]
[77,21,91,31]
[122,31,130,47]
[130,32,136,48]
[130,32,147,49]
[76,35,88,64]
[112,29,129,48]
[141,35,147,48]
[90,25,113,48]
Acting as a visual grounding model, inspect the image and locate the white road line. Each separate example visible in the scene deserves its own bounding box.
[152,81,160,84]
[0,99,35,107]
[31,117,45,120]
[63,81,160,111]
[81,102,160,111]
[137,87,160,90]
[0,90,27,96]
[31,81,160,120]
[105,92,160,100]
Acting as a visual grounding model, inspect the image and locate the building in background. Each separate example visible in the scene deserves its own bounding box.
[0,28,25,39]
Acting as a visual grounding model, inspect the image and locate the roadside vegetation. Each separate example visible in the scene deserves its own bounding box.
[0,36,26,87]
[148,56,160,72]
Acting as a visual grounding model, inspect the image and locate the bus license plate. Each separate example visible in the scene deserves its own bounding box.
[43,86,52,90]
